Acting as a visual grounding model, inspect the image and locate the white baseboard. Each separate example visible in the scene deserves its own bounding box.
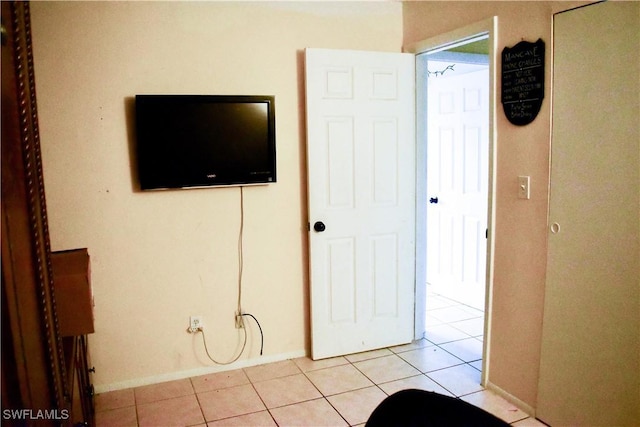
[484,380,536,417]
[93,349,308,394]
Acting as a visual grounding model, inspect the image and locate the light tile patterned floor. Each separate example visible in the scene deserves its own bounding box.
[95,293,547,426]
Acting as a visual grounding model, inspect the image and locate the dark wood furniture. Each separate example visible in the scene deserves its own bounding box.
[52,249,96,426]
[2,2,96,425]
[52,249,94,338]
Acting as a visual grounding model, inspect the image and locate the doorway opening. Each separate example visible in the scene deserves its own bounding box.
[424,37,489,384]
[424,38,489,312]
[409,17,497,388]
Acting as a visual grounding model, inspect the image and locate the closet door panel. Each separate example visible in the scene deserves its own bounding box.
[537,3,639,426]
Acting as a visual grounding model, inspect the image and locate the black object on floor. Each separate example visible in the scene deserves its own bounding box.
[366,389,511,427]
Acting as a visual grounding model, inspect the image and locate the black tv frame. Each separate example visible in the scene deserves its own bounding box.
[135,94,276,190]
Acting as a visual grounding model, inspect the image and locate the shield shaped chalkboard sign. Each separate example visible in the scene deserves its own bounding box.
[501,39,545,126]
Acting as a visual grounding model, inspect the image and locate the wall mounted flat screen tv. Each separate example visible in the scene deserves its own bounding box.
[135,95,276,190]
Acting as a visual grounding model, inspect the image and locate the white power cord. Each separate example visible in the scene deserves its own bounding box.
[194,186,262,364]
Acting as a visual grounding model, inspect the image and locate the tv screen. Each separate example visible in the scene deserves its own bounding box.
[135,95,276,190]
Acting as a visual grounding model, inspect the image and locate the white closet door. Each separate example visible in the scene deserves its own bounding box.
[537,3,640,426]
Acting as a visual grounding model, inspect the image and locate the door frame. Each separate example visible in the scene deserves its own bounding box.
[405,16,498,386]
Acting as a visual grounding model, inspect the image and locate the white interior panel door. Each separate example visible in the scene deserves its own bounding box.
[537,2,640,425]
[305,48,416,360]
[426,67,489,310]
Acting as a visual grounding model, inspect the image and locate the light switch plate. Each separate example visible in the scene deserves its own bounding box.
[518,176,531,199]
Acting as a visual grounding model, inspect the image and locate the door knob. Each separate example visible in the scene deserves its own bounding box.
[429,197,439,204]
[313,221,326,232]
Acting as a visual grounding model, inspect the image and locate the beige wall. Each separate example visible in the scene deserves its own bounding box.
[403,0,590,410]
[31,1,403,391]
[30,0,595,413]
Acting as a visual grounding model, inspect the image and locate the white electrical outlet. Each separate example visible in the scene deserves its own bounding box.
[189,316,203,333]
[235,311,244,329]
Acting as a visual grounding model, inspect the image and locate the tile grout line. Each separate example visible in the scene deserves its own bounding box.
[297,361,361,427]
[246,379,280,427]
[424,296,485,399]
[347,352,396,420]
[427,296,536,425]
[187,378,208,427]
